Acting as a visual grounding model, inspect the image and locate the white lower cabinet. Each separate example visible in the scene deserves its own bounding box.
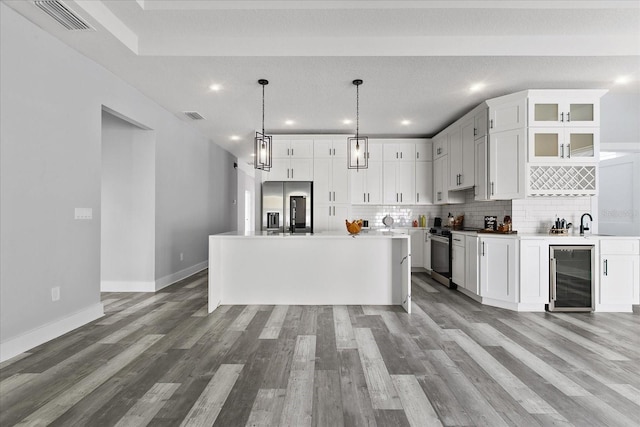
[519,239,549,306]
[451,234,465,286]
[598,239,639,308]
[410,229,424,269]
[479,237,518,306]
[464,235,479,295]
[423,231,431,271]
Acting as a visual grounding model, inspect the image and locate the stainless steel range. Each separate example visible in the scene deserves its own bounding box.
[428,224,454,288]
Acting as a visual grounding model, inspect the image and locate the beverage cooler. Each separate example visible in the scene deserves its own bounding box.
[548,245,595,312]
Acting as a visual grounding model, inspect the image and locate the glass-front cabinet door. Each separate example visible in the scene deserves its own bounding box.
[528,98,600,127]
[528,127,598,163]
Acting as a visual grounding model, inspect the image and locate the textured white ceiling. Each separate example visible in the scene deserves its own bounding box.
[3,0,639,162]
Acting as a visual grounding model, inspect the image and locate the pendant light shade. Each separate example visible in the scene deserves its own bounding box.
[348,79,368,170]
[255,79,272,171]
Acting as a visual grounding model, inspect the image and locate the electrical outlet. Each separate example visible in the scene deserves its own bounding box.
[180,252,184,261]
[74,208,92,220]
[51,286,60,301]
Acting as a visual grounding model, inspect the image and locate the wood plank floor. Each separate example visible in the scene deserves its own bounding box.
[1,270,639,426]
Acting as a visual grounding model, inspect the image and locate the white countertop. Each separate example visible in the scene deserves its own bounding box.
[212,230,410,239]
[451,230,639,240]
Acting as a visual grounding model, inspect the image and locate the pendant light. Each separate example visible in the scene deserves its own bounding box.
[347,79,368,170]
[254,79,272,171]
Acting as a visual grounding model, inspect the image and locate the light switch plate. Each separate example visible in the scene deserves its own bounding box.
[74,208,92,220]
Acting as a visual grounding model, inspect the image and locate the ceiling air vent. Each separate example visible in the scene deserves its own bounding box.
[34,0,93,31]
[183,111,206,120]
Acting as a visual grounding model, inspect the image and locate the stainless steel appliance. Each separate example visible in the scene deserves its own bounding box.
[429,221,453,288]
[548,245,595,312]
[262,181,313,233]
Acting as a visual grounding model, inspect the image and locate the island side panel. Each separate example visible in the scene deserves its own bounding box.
[212,236,404,306]
[208,236,223,313]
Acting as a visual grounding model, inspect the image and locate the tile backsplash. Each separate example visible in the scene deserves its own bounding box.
[350,205,441,228]
[443,189,512,229]
[511,197,593,234]
[349,190,592,234]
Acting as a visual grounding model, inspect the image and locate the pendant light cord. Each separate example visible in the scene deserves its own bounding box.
[356,83,359,139]
[262,83,265,136]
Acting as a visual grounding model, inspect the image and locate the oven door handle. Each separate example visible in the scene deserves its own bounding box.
[430,235,450,244]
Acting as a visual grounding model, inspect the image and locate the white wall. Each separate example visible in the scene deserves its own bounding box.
[0,3,237,360]
[101,111,155,291]
[599,154,640,236]
[601,90,640,144]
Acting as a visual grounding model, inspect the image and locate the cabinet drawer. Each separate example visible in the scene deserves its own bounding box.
[600,239,639,255]
[452,235,465,247]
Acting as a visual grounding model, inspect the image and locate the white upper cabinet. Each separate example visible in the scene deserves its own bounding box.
[489,128,526,200]
[528,127,599,163]
[474,107,488,140]
[415,161,433,205]
[433,135,447,159]
[273,138,314,159]
[488,95,527,134]
[474,135,488,201]
[415,140,433,162]
[449,119,475,190]
[351,141,383,205]
[383,161,415,204]
[382,140,416,162]
[314,138,347,160]
[528,91,605,127]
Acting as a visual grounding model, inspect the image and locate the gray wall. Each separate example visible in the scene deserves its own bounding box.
[0,3,237,346]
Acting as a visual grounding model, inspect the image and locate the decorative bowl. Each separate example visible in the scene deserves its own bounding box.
[346,219,363,234]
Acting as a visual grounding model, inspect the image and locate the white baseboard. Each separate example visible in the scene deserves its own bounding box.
[595,304,633,313]
[0,303,104,363]
[101,281,156,292]
[155,261,208,291]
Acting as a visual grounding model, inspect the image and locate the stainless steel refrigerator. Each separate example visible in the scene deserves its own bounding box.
[262,181,313,233]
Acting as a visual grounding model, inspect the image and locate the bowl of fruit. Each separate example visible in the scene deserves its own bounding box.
[345,219,363,235]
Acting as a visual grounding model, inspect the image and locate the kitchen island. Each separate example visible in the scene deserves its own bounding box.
[208,231,411,313]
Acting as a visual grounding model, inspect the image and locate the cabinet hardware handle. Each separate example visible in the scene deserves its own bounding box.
[474,128,478,136]
[417,152,419,159]
[400,193,403,202]
[396,152,399,159]
[333,191,335,201]
[329,148,332,156]
[567,112,570,122]
[329,191,331,201]
[368,193,370,202]
[364,193,366,203]
[459,174,463,185]
[287,169,290,179]
[560,144,565,158]
[329,206,331,216]
[489,119,493,129]
[550,258,557,300]
[291,169,294,179]
[567,144,571,159]
[482,241,485,256]
[491,182,494,196]
[396,193,399,202]
[291,149,294,156]
[604,259,608,276]
[417,193,419,203]
[287,148,290,156]
[400,152,403,159]
[560,112,564,122]
[333,206,335,216]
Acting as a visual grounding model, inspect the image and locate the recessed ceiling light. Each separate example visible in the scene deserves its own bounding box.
[285,119,295,125]
[343,119,353,125]
[469,82,486,92]
[614,75,631,84]
[401,119,411,126]
[209,84,222,91]
[250,153,255,157]
[230,135,240,141]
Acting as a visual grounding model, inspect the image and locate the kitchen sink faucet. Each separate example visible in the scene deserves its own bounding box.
[580,213,593,236]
